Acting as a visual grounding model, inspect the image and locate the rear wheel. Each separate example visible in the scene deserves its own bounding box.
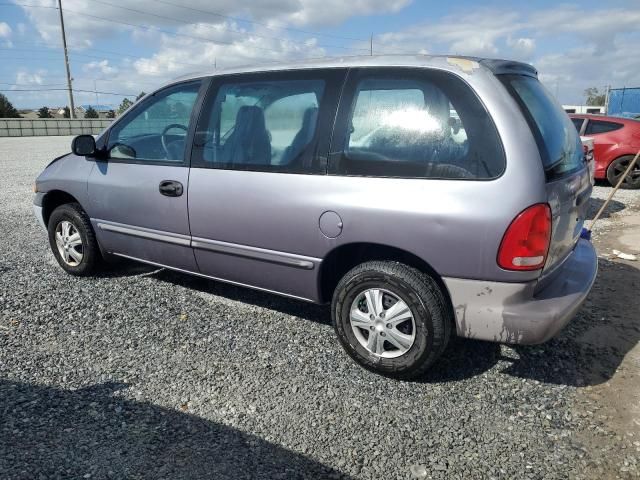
[48,203,102,276]
[606,155,640,189]
[331,261,451,379]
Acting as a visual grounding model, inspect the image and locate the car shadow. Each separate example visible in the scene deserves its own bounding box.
[92,258,168,279]
[101,257,638,388]
[500,258,640,387]
[0,379,348,479]
[586,196,626,220]
[149,268,332,325]
[417,337,502,383]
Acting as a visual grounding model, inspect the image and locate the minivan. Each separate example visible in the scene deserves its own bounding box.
[33,56,597,379]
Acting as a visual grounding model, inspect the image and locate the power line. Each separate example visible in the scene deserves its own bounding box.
[0,87,136,96]
[0,81,68,87]
[0,0,367,42]
[85,0,368,53]
[0,46,208,69]
[149,0,366,42]
[1,2,348,59]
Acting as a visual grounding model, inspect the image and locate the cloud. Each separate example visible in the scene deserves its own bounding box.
[507,37,535,59]
[12,0,399,100]
[0,22,12,38]
[375,9,521,56]
[83,59,118,75]
[372,4,640,103]
[14,70,47,86]
[16,0,410,48]
[10,0,640,107]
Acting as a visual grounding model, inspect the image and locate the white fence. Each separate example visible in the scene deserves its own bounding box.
[0,118,113,137]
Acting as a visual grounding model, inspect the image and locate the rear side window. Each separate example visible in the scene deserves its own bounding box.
[585,120,624,135]
[501,75,583,179]
[330,69,505,179]
[192,78,326,173]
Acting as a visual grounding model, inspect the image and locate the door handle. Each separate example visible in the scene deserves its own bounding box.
[159,180,183,197]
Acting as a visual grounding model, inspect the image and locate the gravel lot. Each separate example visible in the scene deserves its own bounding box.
[1,136,639,479]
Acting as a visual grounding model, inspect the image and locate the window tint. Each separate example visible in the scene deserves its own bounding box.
[332,71,503,179]
[571,118,584,132]
[501,75,582,179]
[585,120,624,135]
[193,79,326,173]
[107,82,201,163]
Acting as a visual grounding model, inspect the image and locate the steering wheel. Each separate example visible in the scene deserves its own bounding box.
[161,123,188,158]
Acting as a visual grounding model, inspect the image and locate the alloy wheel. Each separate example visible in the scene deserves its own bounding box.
[54,220,84,266]
[611,158,640,187]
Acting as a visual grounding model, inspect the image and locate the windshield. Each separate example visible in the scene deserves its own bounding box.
[501,75,583,179]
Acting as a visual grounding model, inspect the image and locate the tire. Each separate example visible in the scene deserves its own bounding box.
[47,203,102,276]
[331,261,452,379]
[606,155,640,189]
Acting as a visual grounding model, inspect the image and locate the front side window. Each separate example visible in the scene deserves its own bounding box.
[332,71,504,179]
[193,78,326,173]
[107,81,201,163]
[585,120,624,135]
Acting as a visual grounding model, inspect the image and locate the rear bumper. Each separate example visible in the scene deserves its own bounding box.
[444,239,597,344]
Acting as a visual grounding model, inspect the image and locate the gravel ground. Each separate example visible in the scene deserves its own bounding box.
[1,136,639,479]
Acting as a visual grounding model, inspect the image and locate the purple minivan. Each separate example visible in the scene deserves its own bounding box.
[33,56,597,378]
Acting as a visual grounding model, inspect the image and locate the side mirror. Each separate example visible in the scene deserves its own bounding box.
[71,135,96,157]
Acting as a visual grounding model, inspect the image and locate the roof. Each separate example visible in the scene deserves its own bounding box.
[171,54,537,84]
[569,113,640,124]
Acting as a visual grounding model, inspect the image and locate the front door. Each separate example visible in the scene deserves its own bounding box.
[187,69,346,301]
[88,80,205,271]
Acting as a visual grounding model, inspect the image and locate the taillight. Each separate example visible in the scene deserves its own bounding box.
[497,204,552,271]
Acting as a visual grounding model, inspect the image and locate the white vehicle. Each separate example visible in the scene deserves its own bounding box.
[580,136,595,184]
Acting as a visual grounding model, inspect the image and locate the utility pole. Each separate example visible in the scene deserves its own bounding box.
[370,34,373,56]
[57,0,75,118]
[94,79,99,106]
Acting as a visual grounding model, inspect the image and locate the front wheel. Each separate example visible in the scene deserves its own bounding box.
[606,155,640,189]
[48,203,102,276]
[331,261,451,379]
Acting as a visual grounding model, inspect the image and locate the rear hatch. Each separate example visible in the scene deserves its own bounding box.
[500,74,592,273]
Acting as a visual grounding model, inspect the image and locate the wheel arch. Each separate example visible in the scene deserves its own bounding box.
[318,242,453,313]
[41,190,82,228]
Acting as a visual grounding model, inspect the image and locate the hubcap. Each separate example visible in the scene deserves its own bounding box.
[349,288,416,359]
[54,220,83,266]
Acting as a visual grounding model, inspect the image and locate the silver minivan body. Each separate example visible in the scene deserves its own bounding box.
[33,55,597,346]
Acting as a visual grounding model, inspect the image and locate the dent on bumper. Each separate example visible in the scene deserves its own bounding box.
[444,239,598,344]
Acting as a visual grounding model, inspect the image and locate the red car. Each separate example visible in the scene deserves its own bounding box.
[570,114,640,189]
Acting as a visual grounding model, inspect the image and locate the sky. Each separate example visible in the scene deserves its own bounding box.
[0,0,639,109]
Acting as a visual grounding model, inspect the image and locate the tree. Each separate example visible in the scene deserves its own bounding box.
[584,87,606,106]
[117,97,133,115]
[106,109,116,118]
[135,91,146,101]
[37,106,52,118]
[63,106,70,118]
[84,106,99,118]
[0,93,21,118]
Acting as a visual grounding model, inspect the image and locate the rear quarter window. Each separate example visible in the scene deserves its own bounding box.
[585,120,624,135]
[501,75,583,180]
